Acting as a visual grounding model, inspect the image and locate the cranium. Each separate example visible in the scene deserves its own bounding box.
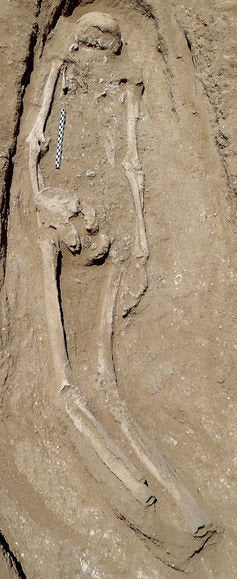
[73,12,122,54]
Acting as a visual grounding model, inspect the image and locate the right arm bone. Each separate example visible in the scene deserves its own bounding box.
[26,60,62,196]
[27,59,62,147]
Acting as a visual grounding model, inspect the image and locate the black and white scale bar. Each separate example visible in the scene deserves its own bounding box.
[55,108,66,169]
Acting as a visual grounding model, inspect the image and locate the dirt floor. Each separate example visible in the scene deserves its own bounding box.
[0,0,236,577]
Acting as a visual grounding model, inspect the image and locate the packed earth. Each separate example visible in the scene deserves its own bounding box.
[0,1,236,577]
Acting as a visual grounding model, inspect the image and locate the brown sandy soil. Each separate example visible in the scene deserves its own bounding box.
[0,1,236,577]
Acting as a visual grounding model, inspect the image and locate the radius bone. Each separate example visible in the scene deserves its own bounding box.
[122,82,149,261]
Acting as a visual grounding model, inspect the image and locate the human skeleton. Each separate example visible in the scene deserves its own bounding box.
[27,11,218,568]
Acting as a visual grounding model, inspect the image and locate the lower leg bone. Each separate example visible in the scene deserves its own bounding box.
[66,392,157,507]
[120,416,212,534]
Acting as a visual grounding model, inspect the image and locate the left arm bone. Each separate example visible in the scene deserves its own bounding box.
[122,82,149,261]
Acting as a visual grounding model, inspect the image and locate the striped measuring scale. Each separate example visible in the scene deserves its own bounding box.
[55,108,66,169]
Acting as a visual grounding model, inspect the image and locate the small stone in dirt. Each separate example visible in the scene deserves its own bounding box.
[86,170,97,179]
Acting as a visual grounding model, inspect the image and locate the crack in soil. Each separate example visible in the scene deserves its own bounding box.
[0,531,27,578]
